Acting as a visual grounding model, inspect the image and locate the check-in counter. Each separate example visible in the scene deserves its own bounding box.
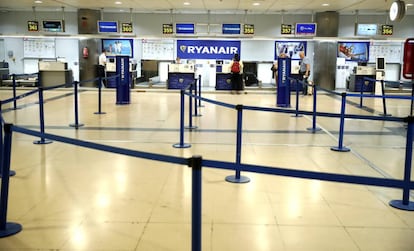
[38,61,73,88]
[167,63,195,89]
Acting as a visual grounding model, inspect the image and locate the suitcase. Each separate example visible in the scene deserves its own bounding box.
[244,72,258,86]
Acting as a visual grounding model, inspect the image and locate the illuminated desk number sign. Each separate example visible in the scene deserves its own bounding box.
[243,24,254,35]
[281,24,292,35]
[28,21,39,32]
[121,23,133,33]
[381,25,393,36]
[163,24,174,35]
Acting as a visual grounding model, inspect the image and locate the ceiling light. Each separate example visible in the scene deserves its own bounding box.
[252,2,261,6]
[322,3,330,6]
[183,2,191,5]
[115,1,122,4]
[34,0,43,3]
[406,3,413,6]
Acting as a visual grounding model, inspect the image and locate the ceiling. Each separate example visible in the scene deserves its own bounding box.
[0,0,413,15]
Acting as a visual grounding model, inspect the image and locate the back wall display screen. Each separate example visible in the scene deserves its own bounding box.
[275,41,306,60]
[338,41,369,62]
[102,39,133,57]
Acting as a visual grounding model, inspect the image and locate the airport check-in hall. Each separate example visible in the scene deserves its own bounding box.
[0,0,414,250]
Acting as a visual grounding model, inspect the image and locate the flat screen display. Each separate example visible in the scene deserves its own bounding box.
[355,24,377,36]
[338,41,369,62]
[176,23,195,34]
[43,20,64,32]
[275,41,306,60]
[295,23,317,36]
[98,21,118,33]
[102,39,133,57]
[222,24,241,34]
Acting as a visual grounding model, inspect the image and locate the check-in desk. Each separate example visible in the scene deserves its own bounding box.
[167,64,195,89]
[38,61,73,88]
[348,66,375,92]
[215,63,232,90]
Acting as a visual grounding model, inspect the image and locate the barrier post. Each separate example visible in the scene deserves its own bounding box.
[94,76,106,115]
[33,87,52,145]
[306,84,321,133]
[173,89,191,148]
[198,75,204,107]
[186,83,197,130]
[389,116,414,211]
[188,155,202,251]
[193,79,201,117]
[226,105,250,183]
[292,79,303,117]
[359,78,366,108]
[379,79,391,117]
[0,103,16,178]
[69,81,84,129]
[12,74,18,110]
[331,92,351,152]
[0,123,23,237]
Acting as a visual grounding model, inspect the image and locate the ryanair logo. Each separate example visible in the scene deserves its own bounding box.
[177,40,240,60]
[180,45,238,55]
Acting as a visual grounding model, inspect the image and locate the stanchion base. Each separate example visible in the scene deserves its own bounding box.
[173,143,191,148]
[389,200,414,211]
[33,139,53,145]
[185,126,198,130]
[306,127,322,133]
[225,175,250,184]
[0,170,16,178]
[12,107,21,110]
[291,114,303,117]
[379,113,392,117]
[193,114,202,117]
[0,222,22,238]
[94,112,106,115]
[331,146,351,152]
[198,104,205,107]
[69,123,84,129]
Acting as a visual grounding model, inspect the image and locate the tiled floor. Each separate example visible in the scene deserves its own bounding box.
[0,87,413,251]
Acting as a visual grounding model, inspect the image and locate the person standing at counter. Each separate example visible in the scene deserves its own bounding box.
[298,51,311,95]
[98,49,107,87]
[230,53,243,94]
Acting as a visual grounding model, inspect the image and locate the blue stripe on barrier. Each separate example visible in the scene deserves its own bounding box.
[11,125,188,166]
[0,89,38,105]
[203,159,414,190]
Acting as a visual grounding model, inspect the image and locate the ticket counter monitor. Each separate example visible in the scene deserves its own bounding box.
[276,57,291,107]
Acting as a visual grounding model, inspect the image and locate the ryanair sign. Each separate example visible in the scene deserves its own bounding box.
[177,40,241,60]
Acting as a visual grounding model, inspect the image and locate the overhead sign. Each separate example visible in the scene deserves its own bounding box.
[176,23,195,34]
[381,24,393,36]
[163,23,174,34]
[281,24,293,35]
[98,21,118,33]
[222,24,241,34]
[177,40,240,60]
[28,21,39,32]
[243,24,254,35]
[295,23,317,36]
[121,22,133,33]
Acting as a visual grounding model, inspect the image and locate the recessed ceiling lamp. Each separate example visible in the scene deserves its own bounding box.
[389,0,406,21]
[34,0,43,3]
[183,2,191,5]
[321,3,330,7]
[252,2,261,6]
[115,1,122,4]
